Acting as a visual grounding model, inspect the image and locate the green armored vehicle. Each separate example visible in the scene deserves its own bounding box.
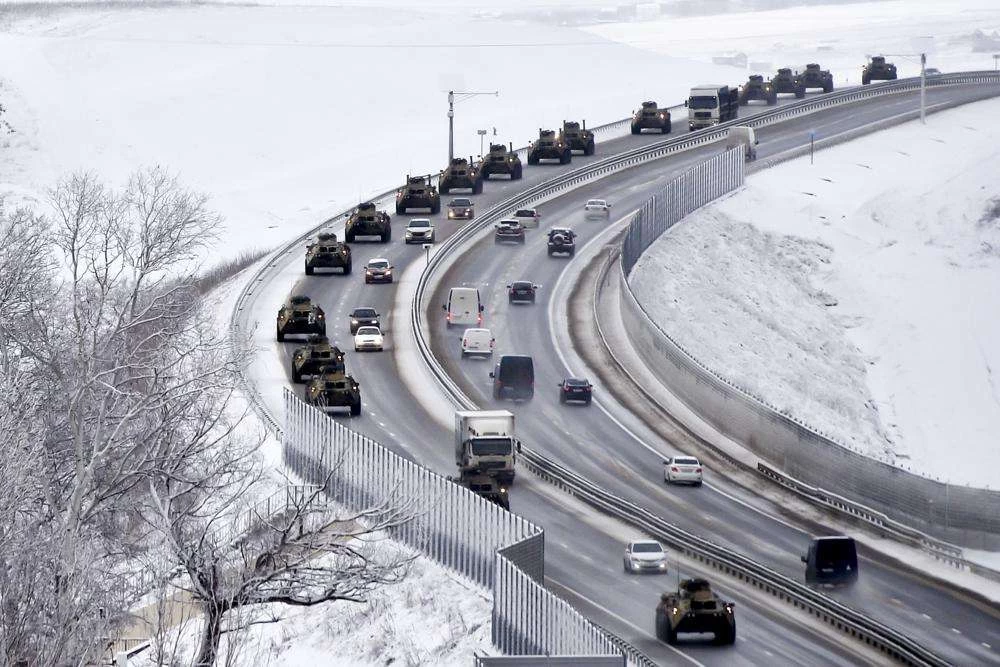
[738,75,777,105]
[276,295,326,342]
[479,142,523,180]
[291,335,346,383]
[305,231,352,275]
[453,473,510,511]
[527,129,571,165]
[346,202,391,243]
[439,157,484,195]
[797,63,834,93]
[562,120,595,155]
[304,366,361,416]
[396,175,441,215]
[655,578,736,646]
[862,56,897,85]
[631,101,672,134]
[771,67,805,98]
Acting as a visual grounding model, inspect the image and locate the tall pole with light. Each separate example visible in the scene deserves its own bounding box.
[447,90,498,163]
[920,52,927,125]
[477,129,488,159]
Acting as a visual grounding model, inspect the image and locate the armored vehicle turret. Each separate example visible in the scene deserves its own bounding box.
[276,295,326,342]
[305,231,352,275]
[396,175,441,215]
[738,75,777,105]
[304,366,361,416]
[439,157,484,195]
[527,129,571,165]
[291,335,346,383]
[479,142,523,180]
[655,578,736,646]
[346,202,391,243]
[562,120,595,155]
[862,56,898,85]
[797,63,834,93]
[631,101,672,134]
[771,67,805,98]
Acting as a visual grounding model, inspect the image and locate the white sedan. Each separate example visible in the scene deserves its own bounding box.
[404,218,435,244]
[511,207,541,228]
[584,199,612,218]
[663,455,703,486]
[353,325,384,352]
[623,539,669,574]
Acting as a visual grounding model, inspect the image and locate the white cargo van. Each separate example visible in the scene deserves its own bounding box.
[443,287,483,327]
[725,126,758,161]
[461,328,494,357]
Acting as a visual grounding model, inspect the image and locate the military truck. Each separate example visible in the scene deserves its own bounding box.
[346,202,392,243]
[396,175,441,215]
[797,63,834,93]
[305,231,352,275]
[276,295,326,342]
[771,67,805,98]
[304,366,361,416]
[291,335,346,383]
[738,75,777,105]
[655,578,736,646]
[455,410,517,485]
[631,101,672,134]
[439,157,484,195]
[452,473,510,511]
[862,56,898,85]
[479,142,523,180]
[562,120,596,155]
[527,129,571,165]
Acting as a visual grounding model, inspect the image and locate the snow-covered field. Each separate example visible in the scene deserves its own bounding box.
[631,97,1000,486]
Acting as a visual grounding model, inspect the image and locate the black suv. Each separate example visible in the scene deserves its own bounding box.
[507,281,538,304]
[558,377,593,404]
[494,219,526,244]
[547,228,577,256]
[349,307,380,334]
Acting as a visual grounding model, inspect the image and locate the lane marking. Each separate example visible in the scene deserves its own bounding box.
[921,613,932,620]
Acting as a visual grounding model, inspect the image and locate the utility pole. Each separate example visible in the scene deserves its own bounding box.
[920,52,927,124]
[447,90,498,162]
[477,129,488,159]
[994,54,999,71]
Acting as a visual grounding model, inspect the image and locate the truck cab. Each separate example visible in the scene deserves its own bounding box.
[454,410,517,484]
[687,85,739,131]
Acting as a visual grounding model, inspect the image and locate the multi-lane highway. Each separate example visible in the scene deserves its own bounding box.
[251,82,1000,665]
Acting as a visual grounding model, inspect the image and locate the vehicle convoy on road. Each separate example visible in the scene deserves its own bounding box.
[454,409,518,484]
[624,539,668,574]
[276,295,326,341]
[396,175,441,215]
[346,202,392,243]
[798,62,834,93]
[404,218,435,244]
[725,126,758,161]
[558,377,592,404]
[439,157,484,195]
[656,578,736,645]
[479,142,523,180]
[452,472,510,511]
[507,280,539,304]
[495,219,527,244]
[305,231,352,275]
[562,120,596,155]
[771,67,805,98]
[738,74,777,105]
[363,257,394,284]
[547,227,577,256]
[863,56,898,84]
[348,307,380,334]
[447,197,475,220]
[803,535,859,586]
[527,128,572,165]
[491,355,534,401]
[305,366,362,416]
[291,335,345,383]
[687,84,739,130]
[631,101,672,134]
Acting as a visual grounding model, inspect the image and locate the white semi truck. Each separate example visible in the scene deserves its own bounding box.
[454,410,518,484]
[686,84,740,131]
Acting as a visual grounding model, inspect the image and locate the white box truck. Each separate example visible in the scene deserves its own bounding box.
[455,410,517,484]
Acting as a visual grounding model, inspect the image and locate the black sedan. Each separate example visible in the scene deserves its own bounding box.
[507,281,539,304]
[558,378,593,404]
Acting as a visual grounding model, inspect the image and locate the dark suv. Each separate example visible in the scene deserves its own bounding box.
[547,228,577,256]
[803,536,858,586]
[507,281,538,304]
[491,354,534,401]
[558,377,592,404]
[494,219,526,244]
[349,307,380,334]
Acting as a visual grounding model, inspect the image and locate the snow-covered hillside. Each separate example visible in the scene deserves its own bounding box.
[630,96,1000,486]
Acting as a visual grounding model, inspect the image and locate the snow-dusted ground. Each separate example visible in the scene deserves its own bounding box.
[631,96,1000,487]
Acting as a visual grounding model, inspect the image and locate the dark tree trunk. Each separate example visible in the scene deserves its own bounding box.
[194,604,223,667]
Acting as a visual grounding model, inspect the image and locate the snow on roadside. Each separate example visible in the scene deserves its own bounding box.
[631,96,1000,487]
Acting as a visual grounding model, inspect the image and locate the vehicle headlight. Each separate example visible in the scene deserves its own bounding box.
[659,562,667,569]
[351,318,358,324]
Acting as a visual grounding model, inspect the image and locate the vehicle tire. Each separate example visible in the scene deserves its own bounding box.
[319,323,327,336]
[584,396,592,405]
[508,295,513,304]
[350,401,361,417]
[694,480,703,487]
[585,141,595,156]
[431,200,441,214]
[547,248,553,256]
[512,165,522,179]
[795,88,805,99]
[396,203,405,215]
[663,123,671,134]
[354,345,359,352]
[823,80,833,93]
[292,365,302,383]
[768,93,777,105]
[568,248,575,256]
[473,180,483,195]
[381,229,391,243]
[862,74,870,85]
[655,611,668,641]
[631,124,640,135]
[305,263,314,276]
[666,625,678,645]
[528,154,539,166]
[560,151,571,165]
[276,326,285,342]
[345,231,355,243]
[365,276,370,284]
[439,183,449,195]
[559,393,566,404]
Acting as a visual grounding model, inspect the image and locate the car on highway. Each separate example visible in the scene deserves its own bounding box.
[494,219,526,244]
[558,377,592,404]
[364,257,394,284]
[663,455,703,486]
[507,280,539,304]
[444,287,484,328]
[623,539,668,574]
[584,199,612,219]
[491,354,534,401]
[547,227,577,256]
[348,307,380,335]
[353,325,384,352]
[803,535,858,586]
[461,327,495,357]
[404,218,435,244]
[447,197,475,220]
[276,295,326,342]
[511,208,541,228]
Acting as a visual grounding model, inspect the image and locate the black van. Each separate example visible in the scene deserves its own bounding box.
[490,355,534,400]
[803,536,858,586]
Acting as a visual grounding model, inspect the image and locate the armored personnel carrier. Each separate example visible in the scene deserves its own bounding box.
[797,63,834,93]
[276,295,326,342]
[304,366,361,416]
[291,335,345,383]
[771,67,805,99]
[631,101,672,134]
[439,157,484,195]
[346,202,391,243]
[396,175,440,215]
[527,129,571,165]
[562,120,595,155]
[655,578,736,646]
[479,143,523,180]
[738,75,777,105]
[862,56,898,85]
[305,231,351,275]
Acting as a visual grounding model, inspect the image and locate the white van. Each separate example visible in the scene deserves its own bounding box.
[725,126,758,161]
[443,287,483,327]
[461,328,494,357]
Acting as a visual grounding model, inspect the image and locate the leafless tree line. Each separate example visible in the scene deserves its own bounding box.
[0,169,414,666]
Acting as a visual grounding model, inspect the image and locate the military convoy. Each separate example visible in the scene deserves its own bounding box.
[862,56,898,84]
[655,579,736,646]
[562,120,596,155]
[304,231,352,275]
[396,175,441,215]
[631,101,672,134]
[738,75,777,105]
[798,63,834,93]
[479,142,523,180]
[291,335,345,383]
[771,67,805,98]
[305,366,362,416]
[527,129,572,165]
[439,157,484,195]
[276,295,326,342]
[346,202,392,243]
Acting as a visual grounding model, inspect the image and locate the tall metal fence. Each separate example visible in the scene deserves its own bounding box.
[281,388,623,661]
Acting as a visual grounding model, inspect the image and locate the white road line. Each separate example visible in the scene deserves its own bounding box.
[952,628,962,635]
[982,642,992,649]
[921,613,932,620]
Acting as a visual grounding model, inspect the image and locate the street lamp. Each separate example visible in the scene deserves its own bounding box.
[447,90,498,163]
[477,129,488,160]
[882,52,928,124]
